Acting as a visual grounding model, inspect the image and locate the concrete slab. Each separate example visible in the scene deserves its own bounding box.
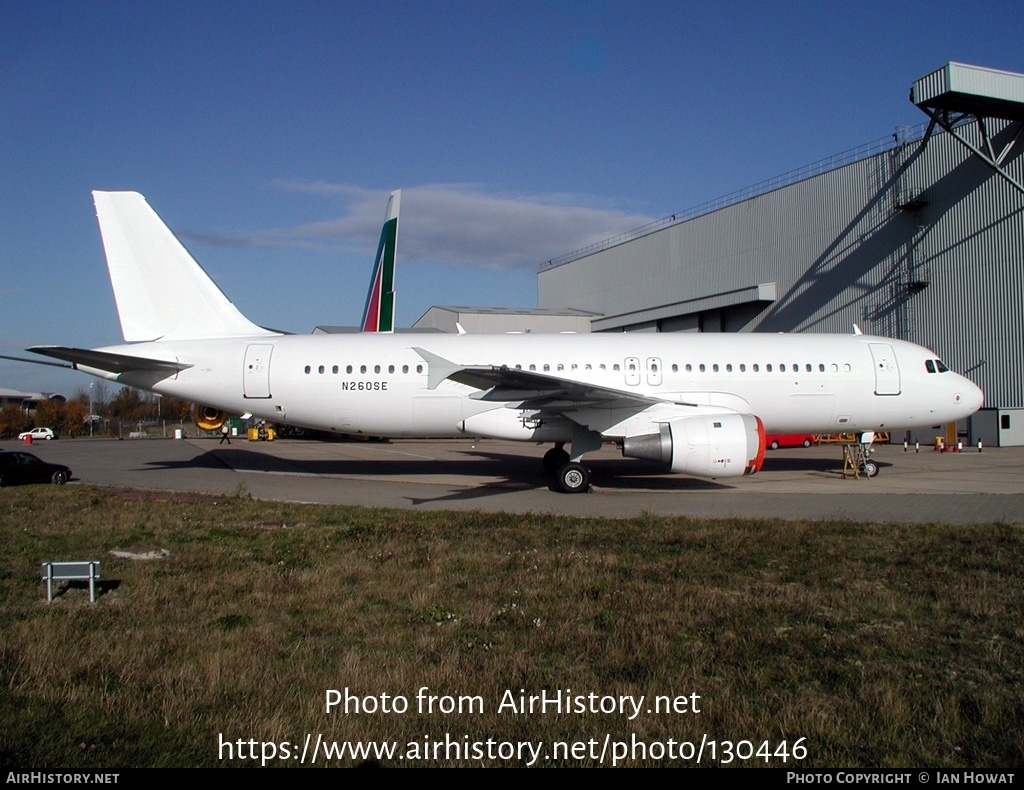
[5,436,1022,524]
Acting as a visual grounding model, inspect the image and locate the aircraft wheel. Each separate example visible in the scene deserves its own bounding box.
[861,462,879,478]
[542,447,570,475]
[556,462,590,494]
[51,471,68,485]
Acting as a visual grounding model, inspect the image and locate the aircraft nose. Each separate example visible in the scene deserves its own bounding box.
[955,377,985,414]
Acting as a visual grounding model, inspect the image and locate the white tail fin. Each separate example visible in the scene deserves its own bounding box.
[93,191,275,341]
[360,190,400,333]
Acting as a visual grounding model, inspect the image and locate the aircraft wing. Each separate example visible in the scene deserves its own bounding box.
[413,347,689,411]
[27,346,192,375]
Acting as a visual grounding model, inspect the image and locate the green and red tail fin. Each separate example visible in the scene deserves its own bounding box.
[360,190,400,333]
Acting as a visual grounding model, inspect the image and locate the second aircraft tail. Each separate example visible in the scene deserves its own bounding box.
[360,190,400,333]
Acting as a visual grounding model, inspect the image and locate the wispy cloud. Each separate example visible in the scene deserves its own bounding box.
[197,182,656,270]
[177,231,288,250]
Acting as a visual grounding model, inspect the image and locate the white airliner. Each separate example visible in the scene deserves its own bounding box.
[22,191,984,492]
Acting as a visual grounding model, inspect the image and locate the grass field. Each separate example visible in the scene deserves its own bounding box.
[1,485,1022,767]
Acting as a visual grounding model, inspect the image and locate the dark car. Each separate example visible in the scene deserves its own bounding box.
[0,451,72,486]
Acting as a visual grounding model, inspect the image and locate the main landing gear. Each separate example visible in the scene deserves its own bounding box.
[542,446,570,474]
[555,461,591,493]
[542,441,595,493]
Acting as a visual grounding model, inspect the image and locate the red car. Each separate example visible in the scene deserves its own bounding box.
[766,434,816,450]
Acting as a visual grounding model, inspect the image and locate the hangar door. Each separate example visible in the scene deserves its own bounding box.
[869,343,900,396]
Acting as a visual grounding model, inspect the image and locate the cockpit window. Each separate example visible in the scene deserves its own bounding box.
[936,359,949,373]
[925,360,936,373]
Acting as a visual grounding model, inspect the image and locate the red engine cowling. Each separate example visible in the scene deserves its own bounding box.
[622,413,765,478]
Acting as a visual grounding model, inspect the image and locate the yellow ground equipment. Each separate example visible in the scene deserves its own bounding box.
[247,425,276,441]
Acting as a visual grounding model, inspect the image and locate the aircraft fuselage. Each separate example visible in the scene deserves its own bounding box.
[89,331,983,442]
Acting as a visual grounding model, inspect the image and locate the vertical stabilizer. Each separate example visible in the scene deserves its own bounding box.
[360,190,400,333]
[93,191,275,341]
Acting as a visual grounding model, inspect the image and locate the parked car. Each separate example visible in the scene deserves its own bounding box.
[17,427,56,441]
[0,451,72,486]
[765,433,816,450]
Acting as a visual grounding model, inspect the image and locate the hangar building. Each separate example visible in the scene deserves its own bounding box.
[537,63,1024,445]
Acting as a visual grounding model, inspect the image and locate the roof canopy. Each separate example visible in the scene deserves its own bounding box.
[912,62,1024,195]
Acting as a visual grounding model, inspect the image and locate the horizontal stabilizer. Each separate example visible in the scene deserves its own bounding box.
[28,346,192,375]
[0,353,74,370]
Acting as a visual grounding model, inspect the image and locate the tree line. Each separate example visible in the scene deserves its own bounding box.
[0,384,193,439]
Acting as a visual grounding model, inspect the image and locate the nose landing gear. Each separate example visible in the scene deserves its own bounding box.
[842,432,880,478]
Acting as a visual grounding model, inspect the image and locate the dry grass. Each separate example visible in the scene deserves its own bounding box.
[1,486,1022,767]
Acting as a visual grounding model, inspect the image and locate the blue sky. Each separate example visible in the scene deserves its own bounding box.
[2,0,1021,394]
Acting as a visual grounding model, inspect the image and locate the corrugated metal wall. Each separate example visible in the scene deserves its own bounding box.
[538,123,1024,407]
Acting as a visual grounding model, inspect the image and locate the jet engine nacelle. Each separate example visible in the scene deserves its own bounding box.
[460,408,571,443]
[622,413,766,478]
[193,404,229,432]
